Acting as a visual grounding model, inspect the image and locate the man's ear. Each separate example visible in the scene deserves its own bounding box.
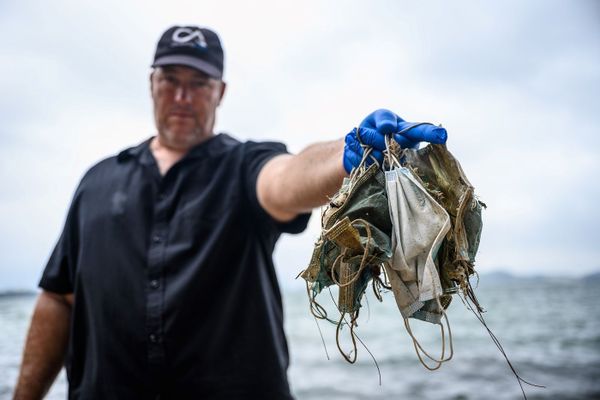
[149,70,155,92]
[218,81,227,105]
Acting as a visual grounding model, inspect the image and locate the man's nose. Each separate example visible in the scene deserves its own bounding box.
[174,85,193,103]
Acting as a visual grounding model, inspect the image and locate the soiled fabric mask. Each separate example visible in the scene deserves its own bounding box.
[384,167,451,324]
[302,162,393,314]
[301,159,394,363]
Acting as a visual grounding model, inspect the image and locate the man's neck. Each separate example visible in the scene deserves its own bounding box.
[149,137,189,176]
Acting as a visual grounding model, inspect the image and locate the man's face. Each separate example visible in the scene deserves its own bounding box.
[150,65,226,150]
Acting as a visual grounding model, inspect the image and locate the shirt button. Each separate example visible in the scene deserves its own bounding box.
[152,235,162,244]
[149,333,161,343]
[150,280,160,289]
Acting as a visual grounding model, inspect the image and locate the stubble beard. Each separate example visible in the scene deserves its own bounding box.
[156,115,214,151]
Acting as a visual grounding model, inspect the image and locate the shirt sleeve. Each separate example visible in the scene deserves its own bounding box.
[242,141,311,234]
[38,184,84,294]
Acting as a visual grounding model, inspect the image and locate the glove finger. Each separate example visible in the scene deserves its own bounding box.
[345,131,366,155]
[343,146,363,173]
[372,109,398,135]
[397,122,447,144]
[359,111,377,130]
[370,149,384,164]
[359,108,404,130]
[357,127,386,151]
[393,134,420,149]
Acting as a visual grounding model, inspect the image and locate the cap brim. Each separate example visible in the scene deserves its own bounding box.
[152,55,222,79]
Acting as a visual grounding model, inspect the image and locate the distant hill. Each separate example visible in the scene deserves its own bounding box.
[0,290,36,298]
[581,271,600,282]
[477,270,600,285]
[479,271,518,282]
[478,271,547,283]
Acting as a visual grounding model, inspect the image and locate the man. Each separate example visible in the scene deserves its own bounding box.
[14,26,446,399]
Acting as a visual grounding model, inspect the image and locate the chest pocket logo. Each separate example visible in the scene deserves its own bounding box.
[111,191,127,215]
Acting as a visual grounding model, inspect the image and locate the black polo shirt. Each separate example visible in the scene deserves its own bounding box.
[39,133,310,399]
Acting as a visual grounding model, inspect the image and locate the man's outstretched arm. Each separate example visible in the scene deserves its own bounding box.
[257,138,346,222]
[14,291,73,400]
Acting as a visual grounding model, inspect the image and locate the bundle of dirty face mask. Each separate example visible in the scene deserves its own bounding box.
[300,124,543,398]
[300,123,485,370]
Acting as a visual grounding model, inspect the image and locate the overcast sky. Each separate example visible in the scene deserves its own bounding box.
[0,0,598,290]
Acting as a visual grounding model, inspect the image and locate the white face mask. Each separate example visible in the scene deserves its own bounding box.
[383,138,454,370]
[384,166,451,324]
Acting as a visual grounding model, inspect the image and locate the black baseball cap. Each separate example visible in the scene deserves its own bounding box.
[152,26,224,79]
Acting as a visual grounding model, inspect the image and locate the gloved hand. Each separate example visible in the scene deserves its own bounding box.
[343,109,448,173]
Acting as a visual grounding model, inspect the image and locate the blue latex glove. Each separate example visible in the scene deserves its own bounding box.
[343,109,448,173]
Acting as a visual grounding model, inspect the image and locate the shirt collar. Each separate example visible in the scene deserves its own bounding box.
[116,133,236,165]
[116,138,151,163]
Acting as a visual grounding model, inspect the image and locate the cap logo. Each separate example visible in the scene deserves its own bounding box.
[171,27,207,48]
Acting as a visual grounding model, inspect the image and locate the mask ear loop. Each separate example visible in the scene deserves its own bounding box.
[345,131,370,201]
[329,218,375,289]
[335,311,359,364]
[403,295,454,371]
[384,134,402,170]
[350,127,380,178]
[302,280,331,360]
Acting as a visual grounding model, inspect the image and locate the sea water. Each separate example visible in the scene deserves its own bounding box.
[1,278,599,399]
